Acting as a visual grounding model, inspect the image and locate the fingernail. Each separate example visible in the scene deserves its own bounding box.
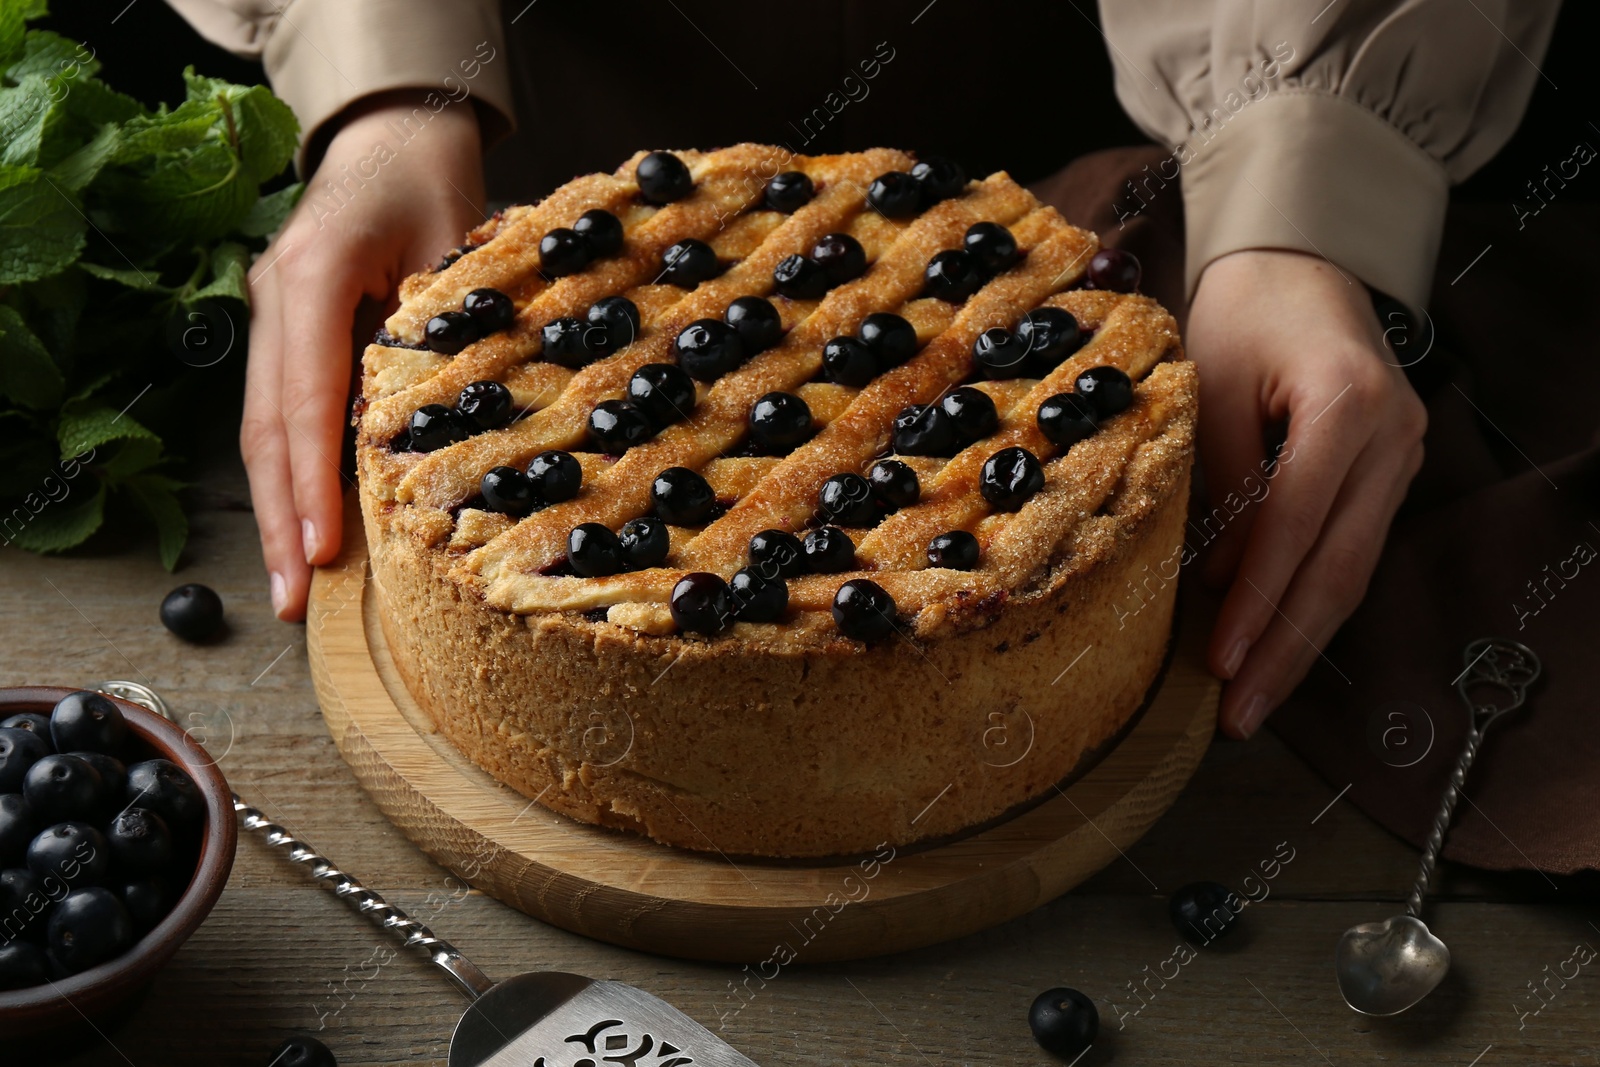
[270,571,288,616]
[1236,693,1269,738]
[301,519,319,563]
[1220,636,1249,678]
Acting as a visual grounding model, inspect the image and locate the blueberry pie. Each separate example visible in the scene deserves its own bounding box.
[355,146,1195,858]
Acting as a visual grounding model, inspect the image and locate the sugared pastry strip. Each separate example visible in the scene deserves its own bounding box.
[461,177,1045,586]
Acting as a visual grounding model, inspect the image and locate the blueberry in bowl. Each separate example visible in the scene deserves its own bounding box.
[0,686,236,1043]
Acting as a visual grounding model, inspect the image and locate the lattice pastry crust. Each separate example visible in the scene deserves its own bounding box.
[355,146,1195,857]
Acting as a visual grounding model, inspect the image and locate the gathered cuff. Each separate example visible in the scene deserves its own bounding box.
[262,0,515,174]
[1179,88,1449,311]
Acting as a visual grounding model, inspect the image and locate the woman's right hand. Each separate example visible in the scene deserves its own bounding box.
[243,91,487,620]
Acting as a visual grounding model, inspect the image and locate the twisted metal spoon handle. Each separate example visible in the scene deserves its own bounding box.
[1404,727,1483,917]
[232,794,495,1000]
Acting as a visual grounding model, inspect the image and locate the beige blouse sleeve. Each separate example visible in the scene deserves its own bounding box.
[165,0,516,172]
[1098,0,1560,309]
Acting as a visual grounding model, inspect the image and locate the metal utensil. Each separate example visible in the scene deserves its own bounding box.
[1333,639,1542,1016]
[96,680,760,1067]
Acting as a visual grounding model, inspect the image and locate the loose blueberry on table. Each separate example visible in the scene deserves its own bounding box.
[270,1035,339,1067]
[270,1036,339,1067]
[1028,986,1098,1058]
[158,583,225,643]
[1169,880,1243,944]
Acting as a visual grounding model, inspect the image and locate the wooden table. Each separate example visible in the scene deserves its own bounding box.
[4,453,1592,1066]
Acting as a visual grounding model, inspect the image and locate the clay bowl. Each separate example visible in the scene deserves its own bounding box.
[0,686,237,1043]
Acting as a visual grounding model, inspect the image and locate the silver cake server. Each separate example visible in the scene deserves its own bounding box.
[97,680,760,1067]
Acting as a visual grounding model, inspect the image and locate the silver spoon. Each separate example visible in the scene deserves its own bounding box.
[1333,639,1542,1016]
[97,680,761,1066]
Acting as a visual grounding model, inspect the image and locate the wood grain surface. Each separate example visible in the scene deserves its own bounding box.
[304,499,1218,963]
[1,452,1592,1065]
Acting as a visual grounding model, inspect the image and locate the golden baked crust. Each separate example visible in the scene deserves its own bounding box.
[355,145,1196,857]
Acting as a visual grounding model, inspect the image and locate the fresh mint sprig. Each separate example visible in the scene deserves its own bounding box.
[0,1,301,568]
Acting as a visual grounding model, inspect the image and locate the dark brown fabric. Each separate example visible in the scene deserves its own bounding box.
[484,0,1144,201]
[1041,146,1600,876]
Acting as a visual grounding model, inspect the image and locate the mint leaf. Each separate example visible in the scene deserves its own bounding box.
[111,97,216,163]
[124,471,187,570]
[182,69,298,183]
[58,74,142,128]
[0,163,86,283]
[99,137,256,242]
[238,181,301,237]
[188,239,250,304]
[7,28,99,82]
[4,481,105,554]
[49,121,118,191]
[78,259,164,290]
[0,2,29,77]
[56,400,158,459]
[0,303,63,409]
[0,75,61,167]
[99,434,162,482]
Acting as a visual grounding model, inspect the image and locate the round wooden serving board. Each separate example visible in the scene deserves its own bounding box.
[307,513,1218,963]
